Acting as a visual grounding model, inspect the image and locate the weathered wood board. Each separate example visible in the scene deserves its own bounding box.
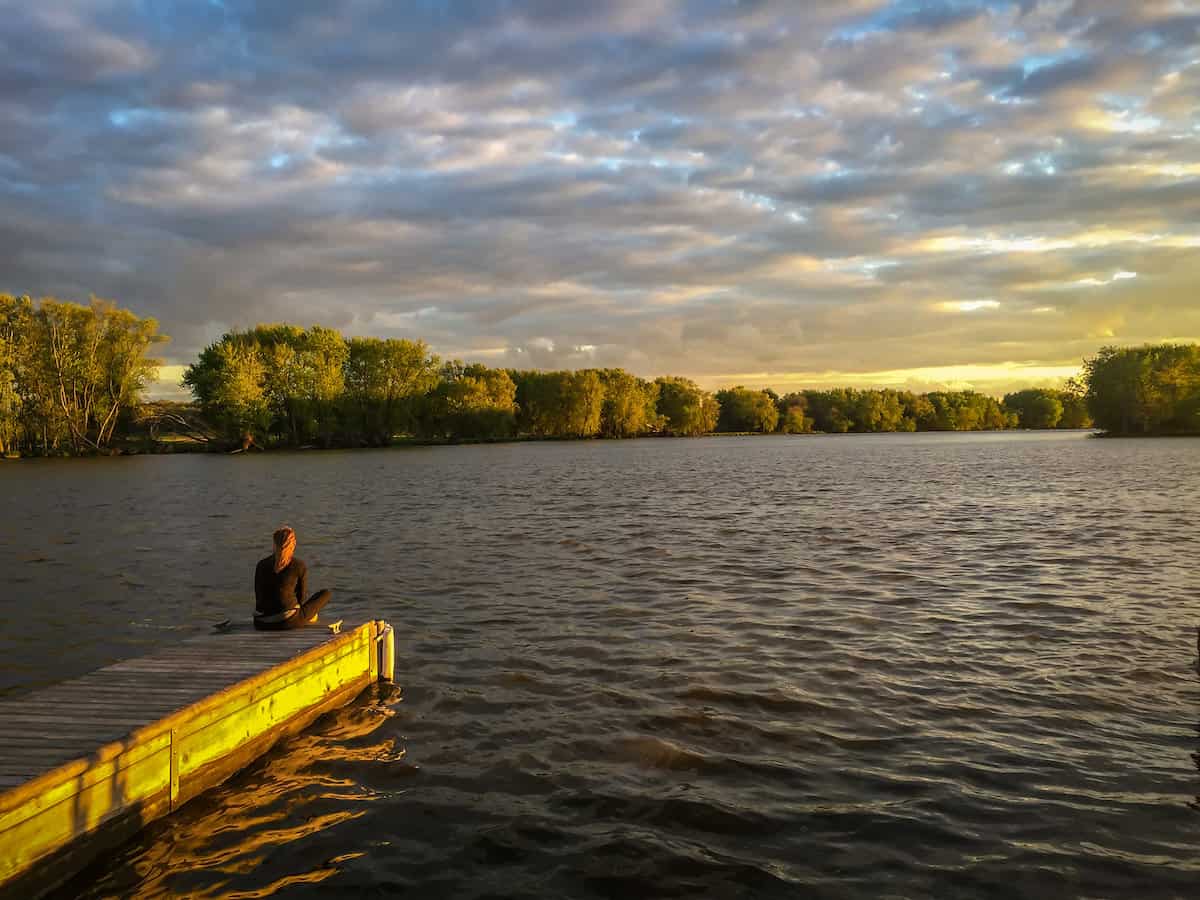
[0,619,395,899]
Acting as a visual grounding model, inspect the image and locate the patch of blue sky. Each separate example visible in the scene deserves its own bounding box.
[987,90,1034,105]
[828,257,900,275]
[860,258,900,274]
[1019,50,1086,78]
[781,105,826,120]
[147,0,246,58]
[311,132,361,152]
[409,0,454,23]
[269,153,291,169]
[108,107,165,128]
[1031,152,1057,175]
[0,173,36,195]
[919,100,974,124]
[828,0,1009,44]
[738,191,777,212]
[340,166,411,186]
[1132,31,1166,53]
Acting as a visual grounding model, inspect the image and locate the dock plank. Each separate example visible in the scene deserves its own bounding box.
[0,626,339,787]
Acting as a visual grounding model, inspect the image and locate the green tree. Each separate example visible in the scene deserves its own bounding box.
[343,337,439,444]
[11,300,70,452]
[852,389,907,432]
[1083,346,1149,434]
[804,389,855,432]
[300,325,348,446]
[246,325,307,443]
[899,391,933,431]
[913,391,1011,431]
[1003,389,1064,429]
[655,376,718,436]
[0,295,164,455]
[1084,344,1200,434]
[779,395,814,434]
[0,296,32,455]
[424,362,518,439]
[245,324,347,445]
[560,370,604,438]
[715,386,780,433]
[597,369,660,437]
[1057,379,1092,429]
[184,338,270,441]
[33,298,164,453]
[512,370,604,438]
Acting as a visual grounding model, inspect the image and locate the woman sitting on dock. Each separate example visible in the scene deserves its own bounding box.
[253,526,331,630]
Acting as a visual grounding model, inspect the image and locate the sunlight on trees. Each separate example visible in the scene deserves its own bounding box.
[1083,344,1200,435]
[424,363,518,439]
[0,295,164,455]
[715,387,779,433]
[655,376,719,436]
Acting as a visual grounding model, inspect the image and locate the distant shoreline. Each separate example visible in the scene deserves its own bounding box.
[15,426,1200,462]
[6,427,1157,461]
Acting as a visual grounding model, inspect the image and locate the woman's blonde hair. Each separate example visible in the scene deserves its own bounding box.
[273,526,296,573]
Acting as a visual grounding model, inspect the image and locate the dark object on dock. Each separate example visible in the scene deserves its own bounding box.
[0,620,395,899]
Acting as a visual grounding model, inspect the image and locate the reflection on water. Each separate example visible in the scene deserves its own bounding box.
[3,432,1200,898]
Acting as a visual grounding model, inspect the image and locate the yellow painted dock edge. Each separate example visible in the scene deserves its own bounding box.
[0,619,395,899]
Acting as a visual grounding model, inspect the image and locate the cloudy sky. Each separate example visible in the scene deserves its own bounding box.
[2,1,1198,396]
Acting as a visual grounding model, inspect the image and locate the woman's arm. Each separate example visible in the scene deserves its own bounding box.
[254,559,269,610]
[296,561,308,607]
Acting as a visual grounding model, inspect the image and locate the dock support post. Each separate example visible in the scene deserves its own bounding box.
[379,623,395,682]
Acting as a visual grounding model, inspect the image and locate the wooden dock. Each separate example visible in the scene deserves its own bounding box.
[0,619,395,899]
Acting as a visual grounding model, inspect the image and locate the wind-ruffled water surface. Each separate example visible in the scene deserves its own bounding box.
[2,432,1198,898]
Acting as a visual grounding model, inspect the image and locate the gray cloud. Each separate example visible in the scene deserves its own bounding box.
[2,0,1199,391]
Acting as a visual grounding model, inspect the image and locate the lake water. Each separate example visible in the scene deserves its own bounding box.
[2,432,1199,898]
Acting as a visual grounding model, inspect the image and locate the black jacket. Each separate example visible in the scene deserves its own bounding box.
[254,556,308,619]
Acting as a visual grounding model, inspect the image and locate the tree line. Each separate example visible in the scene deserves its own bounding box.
[180,324,718,444]
[3,296,1196,455]
[179,324,1100,445]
